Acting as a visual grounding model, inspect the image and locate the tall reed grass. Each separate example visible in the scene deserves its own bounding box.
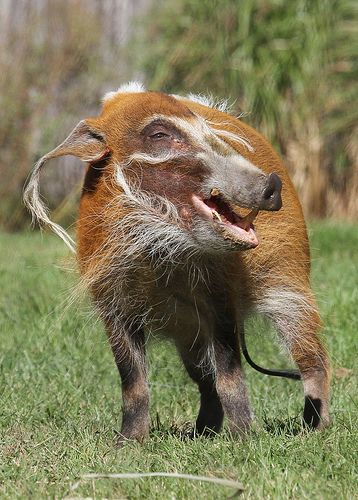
[0,0,356,231]
[135,0,357,219]
[0,0,125,231]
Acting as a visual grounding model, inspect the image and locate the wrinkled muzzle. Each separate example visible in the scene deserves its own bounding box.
[192,153,283,250]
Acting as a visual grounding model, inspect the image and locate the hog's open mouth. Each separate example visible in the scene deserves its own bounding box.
[192,189,259,249]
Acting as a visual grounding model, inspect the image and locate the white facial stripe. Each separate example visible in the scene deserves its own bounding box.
[102,85,252,151]
[123,151,190,167]
[207,120,254,152]
[115,150,195,189]
[139,114,212,153]
[211,128,254,152]
[140,113,252,157]
[169,115,213,149]
[140,114,207,149]
[140,114,204,141]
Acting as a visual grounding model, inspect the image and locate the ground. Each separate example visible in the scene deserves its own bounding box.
[0,222,357,499]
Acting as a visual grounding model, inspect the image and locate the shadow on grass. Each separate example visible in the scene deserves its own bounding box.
[262,415,302,436]
[150,417,221,441]
[152,418,304,441]
[148,410,305,442]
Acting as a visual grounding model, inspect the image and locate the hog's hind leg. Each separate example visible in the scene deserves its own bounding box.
[258,287,331,429]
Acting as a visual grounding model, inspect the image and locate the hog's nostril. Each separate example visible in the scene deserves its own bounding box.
[263,185,275,200]
[259,172,282,211]
[264,173,282,198]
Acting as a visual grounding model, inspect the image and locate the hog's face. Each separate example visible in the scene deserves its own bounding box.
[92,90,282,252]
[24,86,282,254]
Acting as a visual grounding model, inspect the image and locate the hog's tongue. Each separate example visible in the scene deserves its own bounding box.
[192,194,259,247]
[205,197,258,230]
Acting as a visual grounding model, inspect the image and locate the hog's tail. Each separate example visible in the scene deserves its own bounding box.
[239,329,301,380]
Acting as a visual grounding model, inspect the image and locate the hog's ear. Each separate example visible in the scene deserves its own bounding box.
[38,119,108,162]
[23,120,109,252]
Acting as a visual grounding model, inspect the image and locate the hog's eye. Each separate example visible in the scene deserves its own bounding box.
[149,131,171,140]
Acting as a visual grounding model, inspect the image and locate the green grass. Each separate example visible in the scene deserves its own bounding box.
[0,222,357,499]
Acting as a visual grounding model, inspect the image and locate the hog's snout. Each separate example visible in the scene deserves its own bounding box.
[259,172,282,211]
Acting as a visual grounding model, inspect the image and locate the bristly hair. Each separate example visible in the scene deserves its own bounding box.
[253,285,325,363]
[103,81,146,102]
[173,92,234,115]
[76,162,218,362]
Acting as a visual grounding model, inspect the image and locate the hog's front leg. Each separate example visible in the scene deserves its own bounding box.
[178,343,224,435]
[106,322,150,444]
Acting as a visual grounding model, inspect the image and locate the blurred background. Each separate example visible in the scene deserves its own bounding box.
[0,0,357,232]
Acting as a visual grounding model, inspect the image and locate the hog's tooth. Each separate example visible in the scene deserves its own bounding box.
[231,204,244,217]
[246,208,259,224]
[241,208,259,228]
[210,188,220,197]
[212,210,222,222]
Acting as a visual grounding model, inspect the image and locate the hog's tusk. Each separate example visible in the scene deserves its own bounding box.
[212,210,222,222]
[210,188,220,197]
[240,208,259,229]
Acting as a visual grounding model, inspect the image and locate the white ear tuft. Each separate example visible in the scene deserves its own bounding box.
[23,154,77,252]
[103,81,146,102]
[174,93,233,114]
[23,120,108,253]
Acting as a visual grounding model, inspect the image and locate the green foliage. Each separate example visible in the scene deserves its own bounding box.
[136,0,358,218]
[0,1,123,231]
[0,224,357,498]
[1,0,356,233]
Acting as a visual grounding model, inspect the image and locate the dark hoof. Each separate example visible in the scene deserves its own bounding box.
[303,397,330,430]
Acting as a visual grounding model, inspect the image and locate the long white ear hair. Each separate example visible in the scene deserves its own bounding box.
[23,120,108,252]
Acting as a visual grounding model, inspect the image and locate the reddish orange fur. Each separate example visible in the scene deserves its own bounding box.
[27,88,331,439]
